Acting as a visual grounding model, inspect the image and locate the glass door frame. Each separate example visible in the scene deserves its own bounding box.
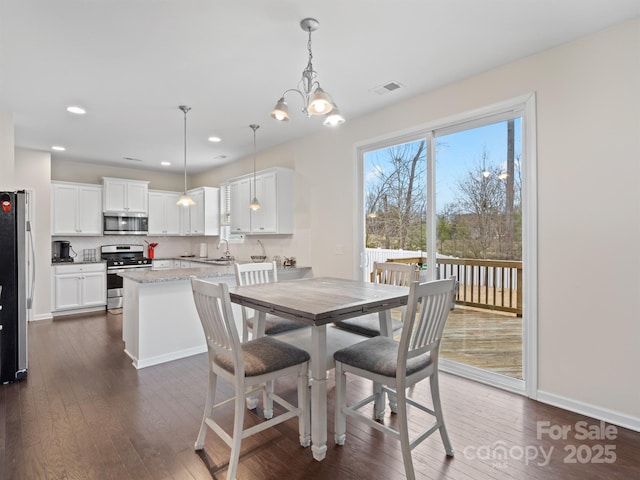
[354,93,538,399]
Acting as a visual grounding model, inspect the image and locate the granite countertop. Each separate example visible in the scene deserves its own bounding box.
[51,260,107,266]
[119,264,311,284]
[119,264,235,283]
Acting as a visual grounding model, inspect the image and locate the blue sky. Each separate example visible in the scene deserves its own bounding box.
[365,118,522,208]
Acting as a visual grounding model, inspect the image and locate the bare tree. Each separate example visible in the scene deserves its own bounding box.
[456,151,506,258]
[365,141,426,249]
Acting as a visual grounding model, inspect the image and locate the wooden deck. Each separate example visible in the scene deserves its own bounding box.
[441,306,523,379]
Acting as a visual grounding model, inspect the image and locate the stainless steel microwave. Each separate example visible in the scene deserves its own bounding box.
[103,214,148,235]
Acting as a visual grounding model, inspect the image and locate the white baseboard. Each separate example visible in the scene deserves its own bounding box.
[30,312,53,321]
[537,390,640,433]
[130,345,208,369]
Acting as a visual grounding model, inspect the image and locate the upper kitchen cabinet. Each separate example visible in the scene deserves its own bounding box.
[228,178,251,233]
[183,186,220,236]
[227,167,294,234]
[102,177,149,214]
[51,181,103,236]
[148,190,181,236]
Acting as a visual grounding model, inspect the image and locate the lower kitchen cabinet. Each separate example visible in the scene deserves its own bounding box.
[152,259,179,269]
[52,263,106,313]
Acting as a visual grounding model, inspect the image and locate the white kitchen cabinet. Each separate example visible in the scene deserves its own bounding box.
[182,186,220,236]
[52,263,106,312]
[228,168,293,234]
[152,259,178,270]
[102,177,149,214]
[229,178,251,233]
[51,181,103,236]
[148,190,181,235]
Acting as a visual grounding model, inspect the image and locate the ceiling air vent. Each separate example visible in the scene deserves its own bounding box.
[123,156,143,162]
[370,81,404,96]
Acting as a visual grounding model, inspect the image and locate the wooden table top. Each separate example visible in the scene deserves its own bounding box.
[228,277,409,326]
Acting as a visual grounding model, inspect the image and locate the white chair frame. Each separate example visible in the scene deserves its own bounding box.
[234,261,308,343]
[191,277,310,480]
[334,277,457,480]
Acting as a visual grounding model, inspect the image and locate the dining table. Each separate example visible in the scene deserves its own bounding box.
[227,276,409,461]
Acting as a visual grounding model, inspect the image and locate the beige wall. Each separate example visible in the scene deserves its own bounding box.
[0,111,15,189]
[51,158,185,191]
[3,18,638,428]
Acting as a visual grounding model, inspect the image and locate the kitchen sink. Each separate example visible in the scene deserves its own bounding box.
[202,257,235,265]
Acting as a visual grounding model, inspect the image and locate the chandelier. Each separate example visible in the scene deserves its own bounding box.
[270,18,345,126]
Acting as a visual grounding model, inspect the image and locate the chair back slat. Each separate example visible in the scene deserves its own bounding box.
[235,261,278,286]
[191,277,244,376]
[372,261,418,286]
[399,277,456,366]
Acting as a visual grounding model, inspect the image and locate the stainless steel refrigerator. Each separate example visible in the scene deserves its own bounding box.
[0,190,34,383]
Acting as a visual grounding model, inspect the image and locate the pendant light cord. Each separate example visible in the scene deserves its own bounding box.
[180,105,191,194]
[250,124,260,208]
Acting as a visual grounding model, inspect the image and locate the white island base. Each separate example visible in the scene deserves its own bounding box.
[122,277,211,368]
[121,266,313,369]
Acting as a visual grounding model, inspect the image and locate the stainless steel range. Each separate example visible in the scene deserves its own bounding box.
[101,244,152,309]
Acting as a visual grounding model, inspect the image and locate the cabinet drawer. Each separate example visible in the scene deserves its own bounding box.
[53,263,106,275]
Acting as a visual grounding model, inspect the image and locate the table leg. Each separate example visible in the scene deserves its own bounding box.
[310,325,328,461]
[251,309,266,339]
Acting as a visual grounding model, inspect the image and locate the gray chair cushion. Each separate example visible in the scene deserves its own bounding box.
[215,336,310,377]
[333,336,431,377]
[333,313,403,337]
[247,313,308,335]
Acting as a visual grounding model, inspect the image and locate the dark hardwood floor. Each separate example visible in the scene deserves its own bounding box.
[1,311,639,479]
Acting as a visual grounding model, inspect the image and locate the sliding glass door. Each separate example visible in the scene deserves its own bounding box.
[358,95,536,394]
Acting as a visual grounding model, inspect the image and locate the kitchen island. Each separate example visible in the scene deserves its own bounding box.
[119,264,313,368]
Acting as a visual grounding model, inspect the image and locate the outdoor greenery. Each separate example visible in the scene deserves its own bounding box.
[365,122,522,260]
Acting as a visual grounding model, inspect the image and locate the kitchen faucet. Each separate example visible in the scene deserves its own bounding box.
[217,239,233,259]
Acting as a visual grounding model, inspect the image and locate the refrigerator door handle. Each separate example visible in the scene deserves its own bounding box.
[26,220,35,310]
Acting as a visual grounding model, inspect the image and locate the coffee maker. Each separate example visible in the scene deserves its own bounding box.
[52,240,73,262]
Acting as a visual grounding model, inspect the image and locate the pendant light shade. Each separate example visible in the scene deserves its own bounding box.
[249,124,261,211]
[177,105,195,207]
[177,193,195,207]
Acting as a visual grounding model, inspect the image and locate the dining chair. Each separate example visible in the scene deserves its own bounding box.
[333,277,457,480]
[190,277,311,480]
[234,261,308,342]
[333,261,419,337]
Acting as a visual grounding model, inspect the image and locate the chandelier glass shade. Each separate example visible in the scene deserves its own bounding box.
[270,18,344,126]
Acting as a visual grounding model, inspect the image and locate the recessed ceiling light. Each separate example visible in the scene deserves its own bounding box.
[66,105,86,115]
[161,161,171,166]
[208,136,221,143]
[51,145,66,151]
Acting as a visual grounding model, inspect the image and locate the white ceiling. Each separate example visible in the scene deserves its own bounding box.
[1,1,638,174]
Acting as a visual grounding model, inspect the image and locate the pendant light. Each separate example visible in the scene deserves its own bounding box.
[249,124,261,211]
[177,105,195,207]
